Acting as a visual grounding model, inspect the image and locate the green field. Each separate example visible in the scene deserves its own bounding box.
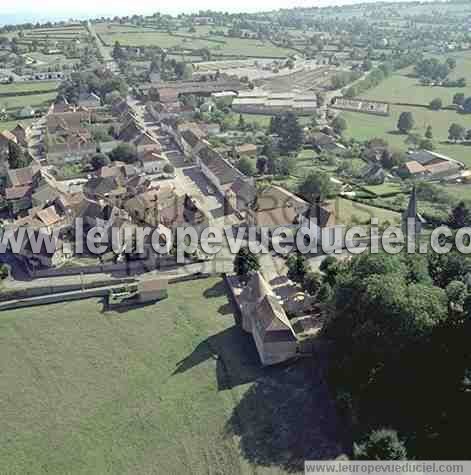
[0,91,57,113]
[361,50,471,107]
[333,196,401,226]
[97,23,295,58]
[342,106,471,166]
[24,52,80,68]
[0,81,59,94]
[341,50,471,166]
[0,81,58,115]
[0,277,339,474]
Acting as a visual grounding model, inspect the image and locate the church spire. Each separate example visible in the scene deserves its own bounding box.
[402,185,423,238]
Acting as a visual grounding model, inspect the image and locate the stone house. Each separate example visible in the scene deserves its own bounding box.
[239,272,298,366]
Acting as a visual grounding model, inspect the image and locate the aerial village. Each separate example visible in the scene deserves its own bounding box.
[1,4,471,470]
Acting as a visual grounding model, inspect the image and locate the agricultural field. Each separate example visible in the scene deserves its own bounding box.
[20,24,88,41]
[342,105,471,167]
[342,51,471,167]
[96,23,296,59]
[0,81,59,116]
[0,277,340,474]
[361,51,471,107]
[0,80,59,94]
[24,52,79,69]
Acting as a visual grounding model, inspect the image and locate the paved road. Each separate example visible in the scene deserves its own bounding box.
[87,21,118,72]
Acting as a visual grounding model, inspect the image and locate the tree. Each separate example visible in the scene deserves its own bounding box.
[397,112,414,134]
[298,171,335,203]
[448,123,466,142]
[405,133,421,150]
[448,201,470,228]
[446,57,457,71]
[236,157,255,176]
[429,97,442,110]
[112,41,125,61]
[234,247,260,281]
[420,139,435,151]
[332,115,347,135]
[163,163,175,174]
[304,271,322,295]
[8,142,29,169]
[0,263,9,280]
[453,92,465,107]
[256,156,267,175]
[446,280,467,310]
[175,62,192,80]
[232,115,243,131]
[425,125,433,139]
[463,96,471,114]
[90,153,110,170]
[354,429,407,460]
[270,112,304,153]
[287,253,307,284]
[108,143,138,163]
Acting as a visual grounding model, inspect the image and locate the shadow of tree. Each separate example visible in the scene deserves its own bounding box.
[172,316,350,470]
[224,358,350,471]
[172,325,262,390]
[203,279,227,299]
[217,302,233,315]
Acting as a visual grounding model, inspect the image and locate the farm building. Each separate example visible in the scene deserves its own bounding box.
[331,97,390,116]
[399,150,464,180]
[232,91,318,116]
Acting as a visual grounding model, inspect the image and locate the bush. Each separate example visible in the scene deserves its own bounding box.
[354,429,407,460]
[163,163,175,174]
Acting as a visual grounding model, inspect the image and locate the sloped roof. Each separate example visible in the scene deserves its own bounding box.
[240,272,297,343]
[5,185,31,200]
[230,177,256,202]
[240,271,274,306]
[36,206,62,226]
[141,151,168,163]
[424,160,460,175]
[404,160,427,175]
[0,130,18,143]
[256,185,308,211]
[85,176,122,196]
[198,145,242,185]
[134,131,160,147]
[254,295,297,341]
[302,202,334,227]
[7,166,37,187]
[251,206,298,227]
[181,128,202,149]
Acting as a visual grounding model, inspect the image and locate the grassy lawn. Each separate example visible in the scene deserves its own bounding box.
[342,106,471,167]
[438,183,471,203]
[344,52,471,167]
[362,182,404,196]
[0,277,342,474]
[360,73,471,107]
[0,81,59,94]
[0,91,57,114]
[333,196,401,226]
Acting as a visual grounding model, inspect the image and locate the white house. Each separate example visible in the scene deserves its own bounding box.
[140,151,169,174]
